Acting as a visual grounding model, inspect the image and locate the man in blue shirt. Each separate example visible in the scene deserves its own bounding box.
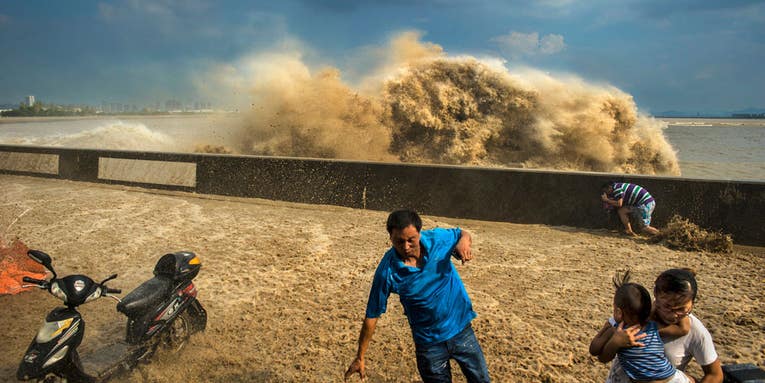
[344,209,490,383]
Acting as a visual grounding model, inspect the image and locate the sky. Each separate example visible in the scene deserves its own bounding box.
[0,0,763,114]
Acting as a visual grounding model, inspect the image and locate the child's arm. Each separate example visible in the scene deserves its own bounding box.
[589,321,615,357]
[601,193,623,208]
[658,316,690,338]
[599,322,647,363]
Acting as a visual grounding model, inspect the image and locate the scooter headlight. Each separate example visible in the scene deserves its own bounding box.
[50,281,67,303]
[42,345,69,368]
[84,286,102,303]
[35,318,73,343]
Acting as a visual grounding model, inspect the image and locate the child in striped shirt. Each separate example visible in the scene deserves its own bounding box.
[590,271,692,383]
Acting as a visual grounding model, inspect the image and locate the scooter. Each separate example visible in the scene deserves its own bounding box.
[17,249,207,382]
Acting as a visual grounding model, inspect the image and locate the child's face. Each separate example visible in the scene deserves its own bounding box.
[613,305,636,326]
[613,305,623,323]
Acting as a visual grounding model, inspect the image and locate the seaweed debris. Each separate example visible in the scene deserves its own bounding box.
[652,215,733,253]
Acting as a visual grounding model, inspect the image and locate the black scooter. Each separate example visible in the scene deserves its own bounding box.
[17,249,207,382]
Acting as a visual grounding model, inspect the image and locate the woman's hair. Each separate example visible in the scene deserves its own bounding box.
[386,209,422,234]
[613,270,652,325]
[654,268,698,302]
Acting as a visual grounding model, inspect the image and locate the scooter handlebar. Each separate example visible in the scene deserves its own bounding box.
[22,276,46,285]
[105,287,122,294]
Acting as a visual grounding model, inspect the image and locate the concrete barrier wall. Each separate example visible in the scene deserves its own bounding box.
[1,144,763,246]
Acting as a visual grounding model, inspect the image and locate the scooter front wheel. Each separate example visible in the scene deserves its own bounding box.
[162,310,191,353]
[36,376,64,383]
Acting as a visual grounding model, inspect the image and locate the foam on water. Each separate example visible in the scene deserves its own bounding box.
[1,121,179,152]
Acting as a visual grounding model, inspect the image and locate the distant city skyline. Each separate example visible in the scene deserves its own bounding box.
[1,1,763,115]
[4,94,762,118]
[0,96,218,112]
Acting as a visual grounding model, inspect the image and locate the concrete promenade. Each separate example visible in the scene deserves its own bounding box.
[1,144,763,245]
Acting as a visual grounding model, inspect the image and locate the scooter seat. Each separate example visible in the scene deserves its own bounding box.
[116,276,174,318]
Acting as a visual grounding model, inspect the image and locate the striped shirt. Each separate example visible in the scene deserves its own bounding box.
[611,183,654,207]
[616,321,676,381]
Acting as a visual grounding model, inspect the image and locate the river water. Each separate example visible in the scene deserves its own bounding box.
[0,115,763,181]
[662,118,765,181]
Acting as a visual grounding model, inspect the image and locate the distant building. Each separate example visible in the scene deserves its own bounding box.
[24,95,35,107]
[732,113,765,119]
[165,99,183,111]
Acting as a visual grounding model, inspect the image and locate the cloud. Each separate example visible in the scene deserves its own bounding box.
[97,3,117,21]
[694,66,717,80]
[539,34,565,54]
[633,0,763,17]
[97,0,212,31]
[534,0,575,9]
[491,31,566,58]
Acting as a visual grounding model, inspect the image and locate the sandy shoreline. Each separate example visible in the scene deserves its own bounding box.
[0,175,762,382]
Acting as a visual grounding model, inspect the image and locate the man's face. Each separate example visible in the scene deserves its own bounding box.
[390,225,421,259]
[654,292,693,324]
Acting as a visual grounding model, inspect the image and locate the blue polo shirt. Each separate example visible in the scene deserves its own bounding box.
[365,228,476,346]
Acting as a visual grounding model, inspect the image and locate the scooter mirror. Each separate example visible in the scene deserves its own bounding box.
[101,274,118,284]
[27,250,53,269]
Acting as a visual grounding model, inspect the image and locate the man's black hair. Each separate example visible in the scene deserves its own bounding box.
[654,268,698,303]
[601,181,616,191]
[613,270,652,325]
[386,209,422,234]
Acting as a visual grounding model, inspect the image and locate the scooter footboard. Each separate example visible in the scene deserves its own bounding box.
[187,298,207,333]
[125,317,147,345]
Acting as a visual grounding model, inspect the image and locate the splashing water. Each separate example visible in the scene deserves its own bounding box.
[232,32,680,175]
[0,33,679,176]
[385,59,680,174]
[230,48,395,162]
[3,121,179,152]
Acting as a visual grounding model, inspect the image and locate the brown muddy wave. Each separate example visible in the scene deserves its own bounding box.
[231,33,680,175]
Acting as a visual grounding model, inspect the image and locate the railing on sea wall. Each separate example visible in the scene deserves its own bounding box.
[1,144,763,246]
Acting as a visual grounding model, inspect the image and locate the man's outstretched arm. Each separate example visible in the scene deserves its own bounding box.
[345,317,378,381]
[455,230,473,264]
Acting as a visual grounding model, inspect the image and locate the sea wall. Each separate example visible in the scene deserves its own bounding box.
[1,145,763,246]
